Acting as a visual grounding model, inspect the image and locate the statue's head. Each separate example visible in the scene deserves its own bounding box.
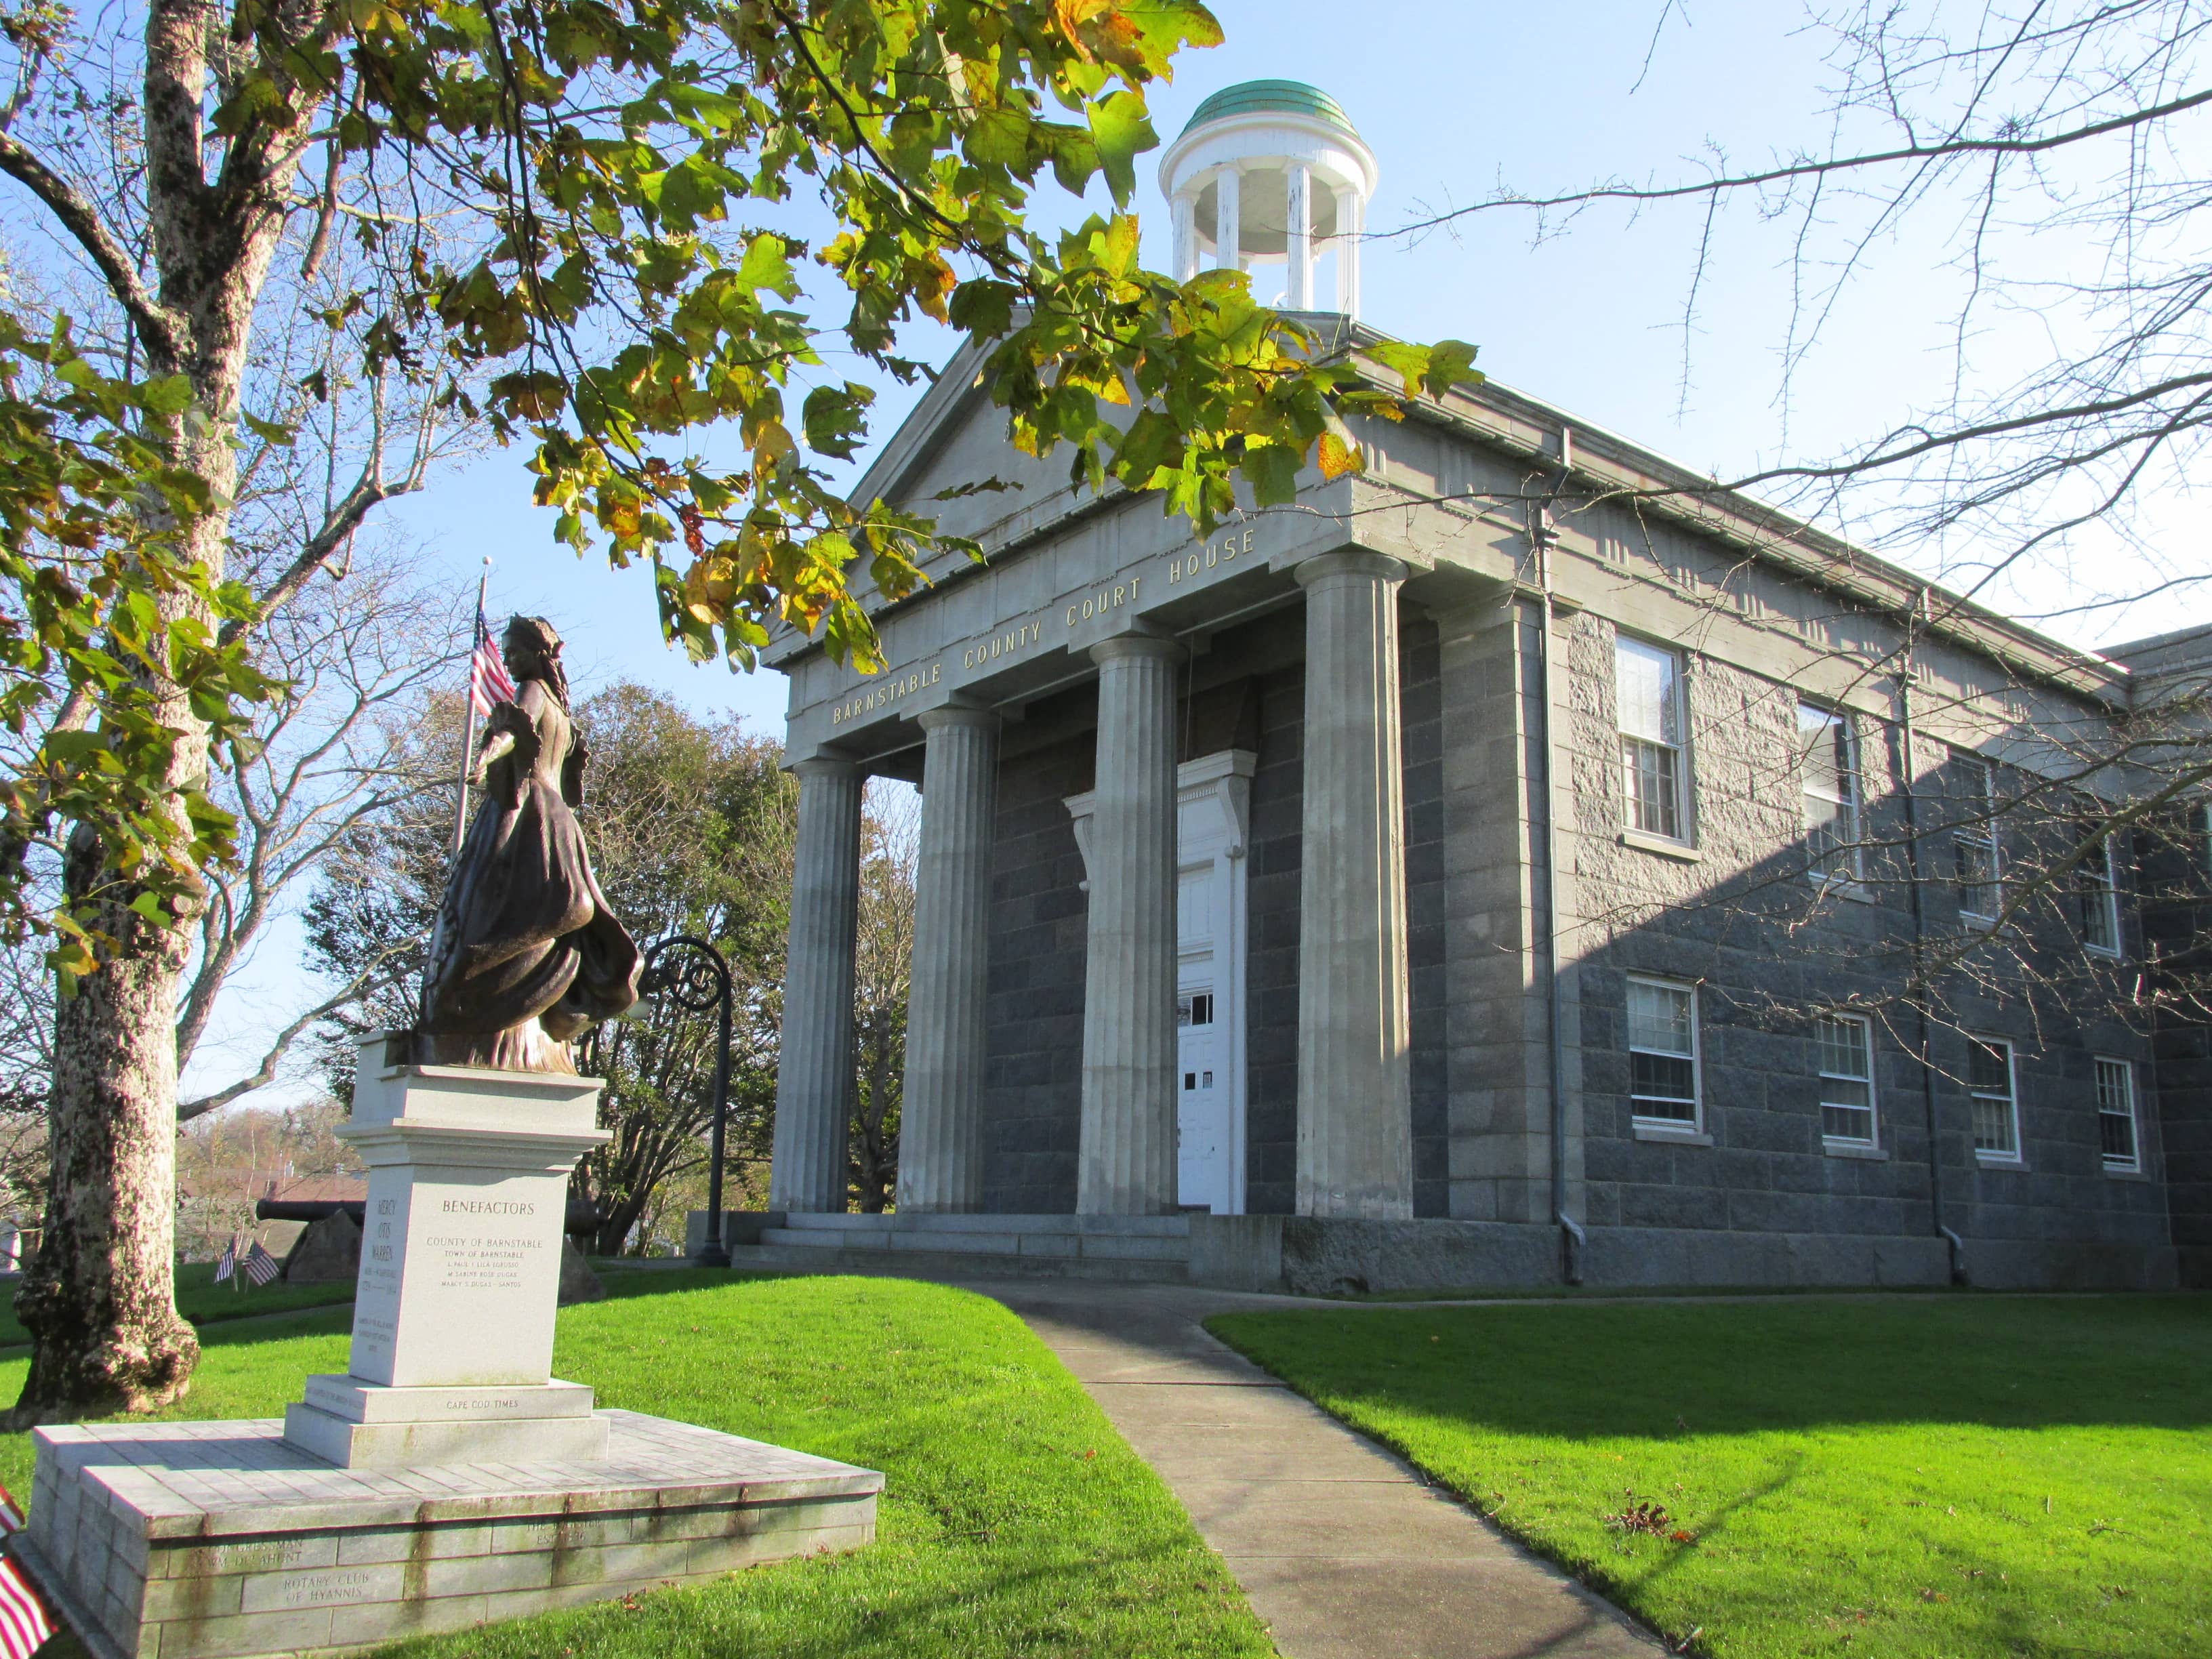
[501,615,563,674]
[500,615,571,708]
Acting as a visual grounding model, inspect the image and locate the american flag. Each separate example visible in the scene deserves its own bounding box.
[244,1240,282,1287]
[212,1233,238,1284]
[0,1486,56,1658]
[469,615,518,716]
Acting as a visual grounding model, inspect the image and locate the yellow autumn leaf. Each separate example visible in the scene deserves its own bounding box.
[1317,430,1364,480]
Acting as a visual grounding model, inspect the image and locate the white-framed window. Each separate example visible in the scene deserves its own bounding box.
[1627,976,1700,1126]
[2095,1057,2139,1172]
[1967,1036,2022,1162]
[1799,703,1862,883]
[2080,833,2123,956]
[1616,636,1687,840]
[1954,754,2001,923]
[1816,1014,1877,1146]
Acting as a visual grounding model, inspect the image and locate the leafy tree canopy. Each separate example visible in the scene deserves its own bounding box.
[0,0,1477,966]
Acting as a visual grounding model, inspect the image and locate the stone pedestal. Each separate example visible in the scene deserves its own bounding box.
[20,1040,883,1659]
[281,1044,613,1469]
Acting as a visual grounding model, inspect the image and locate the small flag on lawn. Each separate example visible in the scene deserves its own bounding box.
[0,1484,56,1658]
[244,1240,281,1287]
[213,1233,238,1284]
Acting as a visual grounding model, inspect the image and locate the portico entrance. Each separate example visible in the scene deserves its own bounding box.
[1067,748,1254,1214]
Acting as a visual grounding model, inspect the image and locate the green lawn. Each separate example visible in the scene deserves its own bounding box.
[1210,1294,2212,1659]
[0,1261,359,1350]
[0,1275,1269,1659]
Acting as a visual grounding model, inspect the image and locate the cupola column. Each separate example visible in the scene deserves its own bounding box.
[1287,164,1313,308]
[1214,166,1242,272]
[1172,190,1199,282]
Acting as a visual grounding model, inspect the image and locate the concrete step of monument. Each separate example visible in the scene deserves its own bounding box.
[756,1225,1191,1265]
[727,1243,1189,1284]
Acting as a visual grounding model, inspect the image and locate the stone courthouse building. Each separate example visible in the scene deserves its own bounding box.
[742,81,2199,1293]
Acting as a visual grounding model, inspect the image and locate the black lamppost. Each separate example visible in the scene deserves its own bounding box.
[637,934,735,1267]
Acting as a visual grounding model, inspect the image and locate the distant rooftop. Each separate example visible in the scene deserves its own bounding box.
[1182,79,1360,140]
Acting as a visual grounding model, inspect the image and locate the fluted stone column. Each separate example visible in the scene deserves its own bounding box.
[1296,551,1413,1218]
[899,706,1000,1212]
[1078,634,1183,1214]
[769,757,862,1213]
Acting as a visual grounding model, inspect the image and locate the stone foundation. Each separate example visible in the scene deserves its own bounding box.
[21,1410,881,1659]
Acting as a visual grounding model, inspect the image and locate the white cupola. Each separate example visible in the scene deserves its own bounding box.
[1157,80,1378,319]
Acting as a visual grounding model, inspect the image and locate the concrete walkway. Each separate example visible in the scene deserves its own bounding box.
[979,1279,1665,1659]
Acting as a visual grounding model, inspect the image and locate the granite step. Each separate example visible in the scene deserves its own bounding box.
[726,1244,1190,1284]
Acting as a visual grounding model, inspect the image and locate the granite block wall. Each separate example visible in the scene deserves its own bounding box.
[1556,605,2171,1270]
[980,684,1095,1214]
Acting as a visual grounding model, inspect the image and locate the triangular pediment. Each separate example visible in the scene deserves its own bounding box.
[847,336,1099,590]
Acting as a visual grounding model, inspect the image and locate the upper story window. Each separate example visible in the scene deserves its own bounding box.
[1953,754,2001,924]
[1627,975,1700,1126]
[1799,703,1862,883]
[1815,1013,1877,1146]
[1967,1036,2022,1164]
[2079,833,2123,956]
[1616,636,1687,840]
[2095,1057,2139,1173]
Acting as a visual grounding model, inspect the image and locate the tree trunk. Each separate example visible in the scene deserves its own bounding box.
[8,419,238,1424]
[9,827,203,1422]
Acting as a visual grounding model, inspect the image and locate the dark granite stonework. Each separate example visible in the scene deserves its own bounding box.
[957,590,2175,1288]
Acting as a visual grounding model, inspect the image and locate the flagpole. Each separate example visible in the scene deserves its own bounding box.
[451,558,491,857]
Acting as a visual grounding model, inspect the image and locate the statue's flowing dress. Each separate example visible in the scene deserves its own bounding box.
[416,680,640,1071]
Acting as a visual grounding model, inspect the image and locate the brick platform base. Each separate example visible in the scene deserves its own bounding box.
[19,1410,882,1659]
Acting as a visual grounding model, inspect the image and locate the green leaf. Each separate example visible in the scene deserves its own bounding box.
[949,281,1019,337]
[1086,91,1155,207]
[966,106,1032,167]
[733,234,799,301]
[803,383,872,459]
[1239,443,1301,506]
[140,376,195,415]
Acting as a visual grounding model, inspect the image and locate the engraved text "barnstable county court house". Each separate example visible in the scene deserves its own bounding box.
[831,661,941,725]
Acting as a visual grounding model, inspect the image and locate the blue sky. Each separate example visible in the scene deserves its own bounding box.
[180,1,2209,1102]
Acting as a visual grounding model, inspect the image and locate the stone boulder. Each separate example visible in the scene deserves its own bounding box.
[558,1235,605,1306]
[280,1208,362,1284]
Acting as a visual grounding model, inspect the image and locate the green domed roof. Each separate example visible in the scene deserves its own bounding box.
[1181,79,1359,140]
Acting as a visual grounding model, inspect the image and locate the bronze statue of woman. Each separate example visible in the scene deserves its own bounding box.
[415,616,640,1071]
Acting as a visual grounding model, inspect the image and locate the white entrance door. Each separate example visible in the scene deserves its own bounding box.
[1172,754,1253,1212]
[1176,984,1227,1209]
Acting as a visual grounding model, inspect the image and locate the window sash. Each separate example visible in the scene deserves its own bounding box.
[2095,1057,2138,1170]
[1628,979,1699,1124]
[1967,1037,2019,1158]
[1616,637,1681,745]
[2081,836,2121,954]
[1954,756,2001,920]
[1800,706,1862,882]
[1622,737,1682,838]
[1816,1015,1877,1144]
